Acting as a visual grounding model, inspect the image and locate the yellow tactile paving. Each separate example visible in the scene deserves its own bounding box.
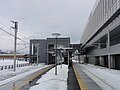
[73,64,88,90]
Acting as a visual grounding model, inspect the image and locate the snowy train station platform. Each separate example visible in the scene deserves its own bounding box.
[29,65,68,90]
[73,63,120,90]
[0,60,120,90]
[0,61,54,90]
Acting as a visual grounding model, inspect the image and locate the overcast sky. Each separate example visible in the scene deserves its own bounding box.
[0,0,96,53]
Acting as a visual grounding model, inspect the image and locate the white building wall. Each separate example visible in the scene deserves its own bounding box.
[81,0,120,46]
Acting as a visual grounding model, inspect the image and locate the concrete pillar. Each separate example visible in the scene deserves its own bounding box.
[101,57,104,66]
[99,56,102,66]
[33,45,36,63]
[84,55,86,63]
[80,55,84,63]
[29,42,32,63]
[78,55,80,63]
[111,56,115,69]
[33,45,36,55]
[47,53,48,64]
[30,42,32,55]
[99,56,104,66]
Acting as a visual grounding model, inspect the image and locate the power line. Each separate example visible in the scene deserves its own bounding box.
[0,16,13,29]
[18,32,31,40]
[0,17,30,41]
[17,46,29,52]
[17,37,29,44]
[0,23,11,29]
[0,16,12,23]
[0,37,13,41]
[0,28,29,44]
[0,28,14,36]
[0,21,31,41]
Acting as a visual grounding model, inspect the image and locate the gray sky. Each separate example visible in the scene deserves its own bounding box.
[0,0,96,53]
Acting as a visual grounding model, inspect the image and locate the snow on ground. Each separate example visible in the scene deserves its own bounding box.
[0,59,31,81]
[0,64,49,86]
[79,64,120,90]
[72,60,79,63]
[0,64,44,81]
[30,64,68,90]
[0,59,28,66]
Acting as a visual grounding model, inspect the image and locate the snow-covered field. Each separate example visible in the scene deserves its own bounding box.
[0,64,45,81]
[0,59,28,66]
[0,62,49,87]
[0,59,48,86]
[30,64,68,90]
[79,64,120,90]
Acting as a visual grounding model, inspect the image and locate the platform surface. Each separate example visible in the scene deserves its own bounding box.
[68,65,80,90]
[73,63,102,90]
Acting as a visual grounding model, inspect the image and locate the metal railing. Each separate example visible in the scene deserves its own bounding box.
[0,63,30,70]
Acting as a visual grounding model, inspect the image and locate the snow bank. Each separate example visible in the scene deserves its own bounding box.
[79,64,120,90]
[0,64,49,87]
[0,65,38,81]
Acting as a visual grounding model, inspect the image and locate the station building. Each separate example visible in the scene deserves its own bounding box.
[29,38,70,64]
[81,0,120,69]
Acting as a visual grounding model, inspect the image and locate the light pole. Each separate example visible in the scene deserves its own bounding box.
[11,21,18,71]
[52,33,61,75]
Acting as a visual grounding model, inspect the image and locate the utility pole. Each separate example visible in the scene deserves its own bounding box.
[11,21,18,71]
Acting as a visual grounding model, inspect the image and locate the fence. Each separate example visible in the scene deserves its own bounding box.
[0,63,30,70]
